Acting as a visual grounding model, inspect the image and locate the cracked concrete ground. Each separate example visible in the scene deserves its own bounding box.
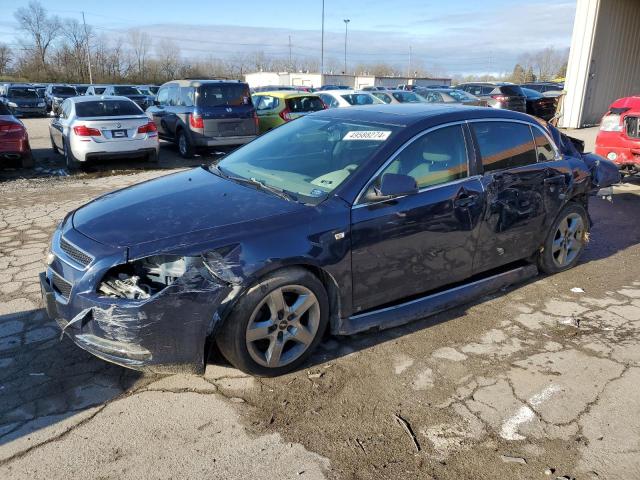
[1,121,639,479]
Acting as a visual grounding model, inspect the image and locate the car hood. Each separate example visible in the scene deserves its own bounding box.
[72,166,305,249]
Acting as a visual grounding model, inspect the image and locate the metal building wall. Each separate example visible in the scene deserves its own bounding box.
[561,0,640,128]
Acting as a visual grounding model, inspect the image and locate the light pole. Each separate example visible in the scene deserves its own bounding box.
[343,19,350,75]
[320,0,325,75]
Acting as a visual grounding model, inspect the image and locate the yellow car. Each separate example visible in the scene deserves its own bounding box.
[253,91,326,133]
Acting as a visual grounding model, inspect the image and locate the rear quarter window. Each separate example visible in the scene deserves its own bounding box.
[499,85,525,96]
[472,121,537,172]
[287,96,324,112]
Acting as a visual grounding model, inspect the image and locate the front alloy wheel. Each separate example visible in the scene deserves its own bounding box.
[215,267,329,376]
[246,285,321,368]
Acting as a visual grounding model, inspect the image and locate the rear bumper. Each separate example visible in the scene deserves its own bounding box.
[193,134,256,147]
[0,138,30,160]
[70,137,159,162]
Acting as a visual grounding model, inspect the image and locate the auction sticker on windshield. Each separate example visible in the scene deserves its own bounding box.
[343,131,391,141]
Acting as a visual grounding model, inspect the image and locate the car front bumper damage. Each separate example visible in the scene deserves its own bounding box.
[40,252,237,374]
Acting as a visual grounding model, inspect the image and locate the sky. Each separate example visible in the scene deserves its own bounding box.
[0,0,577,76]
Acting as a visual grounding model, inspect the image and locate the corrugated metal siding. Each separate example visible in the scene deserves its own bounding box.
[583,0,640,125]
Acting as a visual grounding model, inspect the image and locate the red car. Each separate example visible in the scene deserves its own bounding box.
[595,96,640,175]
[0,102,33,168]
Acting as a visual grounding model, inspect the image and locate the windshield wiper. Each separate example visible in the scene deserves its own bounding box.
[223,173,297,202]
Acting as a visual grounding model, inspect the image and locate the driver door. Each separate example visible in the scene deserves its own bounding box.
[350,123,485,313]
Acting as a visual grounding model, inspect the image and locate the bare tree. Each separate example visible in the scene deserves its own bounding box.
[0,43,12,76]
[128,29,151,80]
[14,1,61,73]
[155,38,181,82]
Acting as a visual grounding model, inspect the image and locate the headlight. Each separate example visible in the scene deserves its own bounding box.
[37,102,45,107]
[7,102,17,108]
[98,255,201,300]
[600,114,622,132]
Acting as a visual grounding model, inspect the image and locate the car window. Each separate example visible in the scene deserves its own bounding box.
[255,95,279,111]
[75,100,143,117]
[424,92,443,103]
[372,92,392,104]
[319,94,339,108]
[340,93,378,106]
[287,96,324,112]
[472,121,537,172]
[167,85,180,106]
[156,87,169,106]
[52,86,77,95]
[113,86,141,95]
[379,124,469,190]
[179,87,194,107]
[481,86,495,95]
[532,128,556,162]
[392,91,425,103]
[447,90,473,102]
[196,83,251,107]
[61,100,72,119]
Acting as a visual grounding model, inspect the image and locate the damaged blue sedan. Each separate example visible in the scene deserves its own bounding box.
[40,104,619,376]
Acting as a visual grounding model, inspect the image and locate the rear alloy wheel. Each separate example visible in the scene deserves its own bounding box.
[63,137,81,171]
[538,203,589,274]
[216,268,329,376]
[176,130,194,159]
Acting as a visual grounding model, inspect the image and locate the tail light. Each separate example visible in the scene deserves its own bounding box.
[491,95,509,103]
[0,122,24,134]
[189,114,204,129]
[138,122,157,134]
[279,108,293,121]
[600,114,623,132]
[73,125,101,136]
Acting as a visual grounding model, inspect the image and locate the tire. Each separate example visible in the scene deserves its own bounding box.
[147,150,159,163]
[21,152,34,168]
[176,129,194,159]
[538,202,589,274]
[63,137,81,171]
[50,133,60,155]
[216,267,329,377]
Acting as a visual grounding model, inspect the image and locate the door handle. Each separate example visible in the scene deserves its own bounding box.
[454,192,478,208]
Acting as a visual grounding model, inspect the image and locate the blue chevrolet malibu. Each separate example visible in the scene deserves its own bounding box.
[40,104,618,376]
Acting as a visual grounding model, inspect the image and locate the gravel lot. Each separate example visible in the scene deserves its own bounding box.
[1,118,639,479]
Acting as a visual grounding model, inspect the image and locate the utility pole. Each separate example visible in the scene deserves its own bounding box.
[320,0,325,75]
[82,11,93,84]
[343,19,350,75]
[288,35,292,71]
[408,45,412,78]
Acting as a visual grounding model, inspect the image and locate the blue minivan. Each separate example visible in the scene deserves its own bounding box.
[146,79,259,158]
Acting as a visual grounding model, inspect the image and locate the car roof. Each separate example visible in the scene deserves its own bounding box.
[66,95,138,104]
[310,103,534,127]
[320,90,374,96]
[166,79,247,87]
[254,91,317,99]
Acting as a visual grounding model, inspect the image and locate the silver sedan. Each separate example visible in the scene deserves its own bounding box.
[49,95,159,170]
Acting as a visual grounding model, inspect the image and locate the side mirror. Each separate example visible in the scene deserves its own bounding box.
[379,173,418,197]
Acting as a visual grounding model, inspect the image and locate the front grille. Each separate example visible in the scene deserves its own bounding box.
[60,237,93,267]
[51,270,72,300]
[625,116,640,139]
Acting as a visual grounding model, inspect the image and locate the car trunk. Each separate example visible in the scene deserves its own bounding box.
[75,116,150,142]
[197,83,257,137]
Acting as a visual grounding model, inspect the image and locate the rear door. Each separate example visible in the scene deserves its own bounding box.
[148,86,170,137]
[470,120,565,273]
[197,83,257,137]
[350,123,485,312]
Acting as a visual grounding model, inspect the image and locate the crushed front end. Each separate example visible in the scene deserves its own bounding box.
[40,218,233,374]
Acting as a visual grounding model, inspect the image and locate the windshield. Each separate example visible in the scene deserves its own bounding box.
[52,86,77,95]
[392,91,426,103]
[217,116,398,203]
[113,86,141,95]
[197,83,251,107]
[75,86,88,94]
[94,87,106,94]
[149,86,159,94]
[75,100,143,117]
[340,93,381,106]
[8,88,38,98]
